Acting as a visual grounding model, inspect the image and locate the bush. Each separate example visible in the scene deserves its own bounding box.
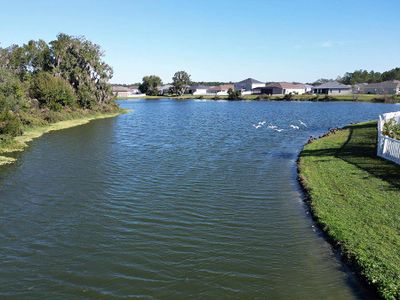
[382,118,400,140]
[30,72,76,111]
[0,110,23,137]
[283,93,293,100]
[227,88,242,100]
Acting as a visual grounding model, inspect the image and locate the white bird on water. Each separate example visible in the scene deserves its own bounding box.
[299,120,307,127]
[290,125,300,130]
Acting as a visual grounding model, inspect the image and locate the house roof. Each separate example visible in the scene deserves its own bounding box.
[364,80,400,89]
[112,85,131,92]
[189,85,209,90]
[208,84,234,91]
[159,84,173,90]
[265,82,305,89]
[313,81,351,89]
[237,78,264,84]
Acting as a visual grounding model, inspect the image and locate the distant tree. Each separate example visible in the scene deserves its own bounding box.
[172,71,191,95]
[227,88,242,100]
[138,75,162,95]
[336,68,400,84]
[382,68,400,81]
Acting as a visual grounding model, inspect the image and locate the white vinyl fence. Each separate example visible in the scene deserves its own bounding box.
[377,111,400,165]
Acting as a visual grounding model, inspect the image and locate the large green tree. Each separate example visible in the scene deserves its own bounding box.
[50,33,114,108]
[172,71,191,95]
[139,75,162,96]
[0,33,117,138]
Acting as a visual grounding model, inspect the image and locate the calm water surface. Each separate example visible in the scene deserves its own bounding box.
[1,100,399,299]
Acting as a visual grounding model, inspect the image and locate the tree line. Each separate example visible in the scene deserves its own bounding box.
[0,33,116,138]
[339,68,400,85]
[312,67,400,86]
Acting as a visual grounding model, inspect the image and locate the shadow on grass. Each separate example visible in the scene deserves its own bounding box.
[301,122,400,189]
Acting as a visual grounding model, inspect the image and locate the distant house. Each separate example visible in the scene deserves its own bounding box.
[130,85,140,94]
[304,84,314,93]
[353,83,368,94]
[158,84,173,95]
[362,80,400,95]
[208,84,235,96]
[188,85,209,95]
[234,78,265,92]
[112,85,144,97]
[112,86,131,97]
[259,82,307,95]
[313,81,352,95]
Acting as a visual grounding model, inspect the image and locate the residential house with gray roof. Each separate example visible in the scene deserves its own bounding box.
[312,81,352,95]
[362,80,400,95]
[262,82,307,95]
[234,78,265,92]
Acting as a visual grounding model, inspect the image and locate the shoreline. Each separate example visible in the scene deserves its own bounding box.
[297,122,400,299]
[0,110,125,166]
[117,94,400,103]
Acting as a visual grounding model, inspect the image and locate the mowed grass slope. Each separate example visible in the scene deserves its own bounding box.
[298,122,400,299]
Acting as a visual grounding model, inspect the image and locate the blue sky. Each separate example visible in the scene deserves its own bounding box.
[1,0,399,84]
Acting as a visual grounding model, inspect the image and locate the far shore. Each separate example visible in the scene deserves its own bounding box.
[0,110,126,166]
[117,93,400,103]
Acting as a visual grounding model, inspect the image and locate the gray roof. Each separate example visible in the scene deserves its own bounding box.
[237,78,264,84]
[313,81,351,89]
[112,86,131,92]
[364,80,400,89]
[189,85,209,89]
[159,84,173,89]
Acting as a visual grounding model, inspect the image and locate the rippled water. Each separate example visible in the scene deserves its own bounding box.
[1,99,399,299]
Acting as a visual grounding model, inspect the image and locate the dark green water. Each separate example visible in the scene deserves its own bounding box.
[1,100,398,299]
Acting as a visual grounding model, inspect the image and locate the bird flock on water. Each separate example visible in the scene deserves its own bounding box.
[252,120,307,132]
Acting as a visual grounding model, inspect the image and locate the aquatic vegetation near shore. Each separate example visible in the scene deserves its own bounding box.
[0,111,123,165]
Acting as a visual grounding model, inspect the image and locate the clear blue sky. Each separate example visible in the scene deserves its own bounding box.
[1,0,399,84]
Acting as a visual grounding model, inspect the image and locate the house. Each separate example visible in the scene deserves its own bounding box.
[112,85,145,98]
[130,85,140,94]
[260,82,307,95]
[304,84,314,93]
[208,84,234,96]
[353,83,368,94]
[158,84,173,95]
[188,85,210,95]
[362,80,400,95]
[112,86,131,97]
[234,78,265,92]
[312,81,352,95]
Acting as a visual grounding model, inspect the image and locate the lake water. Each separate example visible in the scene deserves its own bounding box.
[1,99,399,299]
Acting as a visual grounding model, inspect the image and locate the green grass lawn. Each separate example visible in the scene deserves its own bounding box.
[298,122,400,299]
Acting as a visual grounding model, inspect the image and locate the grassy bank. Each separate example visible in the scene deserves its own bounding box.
[117,94,400,103]
[0,110,124,166]
[298,122,400,299]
